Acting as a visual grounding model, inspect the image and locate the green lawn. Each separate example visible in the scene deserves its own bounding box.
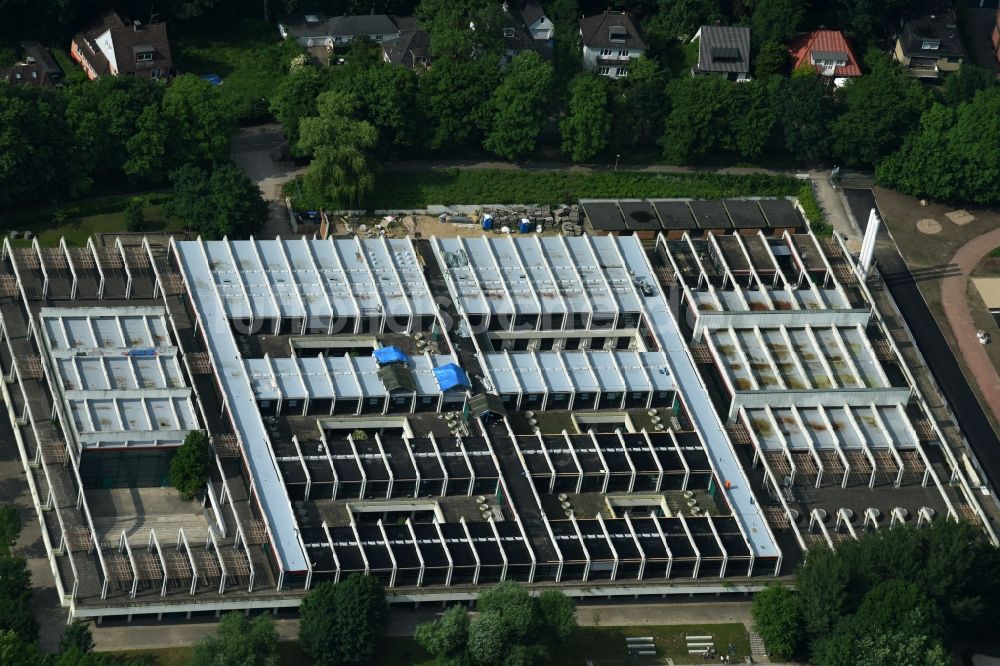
[6,205,185,248]
[111,637,431,666]
[108,624,746,666]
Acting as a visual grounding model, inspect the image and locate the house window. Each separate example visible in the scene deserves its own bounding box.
[618,49,628,57]
[921,40,940,50]
[503,27,516,38]
[374,34,382,41]
[136,51,153,62]
[598,66,610,75]
[600,48,612,56]
[616,67,628,77]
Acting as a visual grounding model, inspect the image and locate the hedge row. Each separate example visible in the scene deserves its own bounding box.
[287,168,806,211]
[363,169,803,209]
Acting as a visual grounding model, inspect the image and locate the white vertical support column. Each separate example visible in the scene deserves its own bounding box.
[650,511,673,579]
[87,236,105,298]
[321,521,342,584]
[428,432,448,497]
[624,512,646,580]
[563,429,584,494]
[569,514,591,582]
[406,519,425,587]
[375,434,394,499]
[434,519,454,587]
[596,513,619,581]
[116,236,133,300]
[460,517,481,585]
[377,519,397,588]
[678,513,701,578]
[616,429,638,493]
[487,518,509,582]
[347,433,366,500]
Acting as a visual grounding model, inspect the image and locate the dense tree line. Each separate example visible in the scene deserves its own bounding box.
[415,581,577,665]
[752,521,1000,665]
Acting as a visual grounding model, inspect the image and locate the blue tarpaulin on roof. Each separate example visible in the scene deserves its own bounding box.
[373,346,411,366]
[434,363,470,391]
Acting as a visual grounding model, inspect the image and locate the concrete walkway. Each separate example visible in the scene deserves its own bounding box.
[92,601,753,652]
[941,228,1000,432]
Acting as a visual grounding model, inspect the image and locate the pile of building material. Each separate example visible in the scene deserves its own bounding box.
[555,204,583,236]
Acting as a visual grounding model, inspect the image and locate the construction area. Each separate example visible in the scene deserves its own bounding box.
[0,196,994,624]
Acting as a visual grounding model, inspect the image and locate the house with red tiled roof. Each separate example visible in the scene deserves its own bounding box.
[789,29,861,82]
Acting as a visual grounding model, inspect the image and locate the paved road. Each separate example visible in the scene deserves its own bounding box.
[91,600,754,651]
[842,188,1000,491]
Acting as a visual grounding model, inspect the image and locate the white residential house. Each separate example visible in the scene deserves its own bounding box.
[579,11,646,79]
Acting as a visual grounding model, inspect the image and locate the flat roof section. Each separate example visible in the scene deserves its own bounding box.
[650,200,698,231]
[759,199,804,230]
[618,200,660,231]
[723,200,768,229]
[39,307,199,450]
[580,200,626,231]
[688,200,732,230]
[174,239,308,574]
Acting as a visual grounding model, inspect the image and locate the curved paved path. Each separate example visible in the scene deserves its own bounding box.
[941,227,1000,429]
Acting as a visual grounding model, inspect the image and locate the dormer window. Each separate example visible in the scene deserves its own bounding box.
[305,14,321,23]
[134,45,154,62]
[921,39,940,50]
[503,27,515,38]
[609,26,627,43]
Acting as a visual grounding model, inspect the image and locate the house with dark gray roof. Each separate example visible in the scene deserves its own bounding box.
[579,11,647,79]
[1,42,63,86]
[691,25,751,81]
[278,13,403,48]
[892,6,966,81]
[381,25,431,69]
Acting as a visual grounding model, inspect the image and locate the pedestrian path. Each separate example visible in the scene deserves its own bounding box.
[941,227,1000,442]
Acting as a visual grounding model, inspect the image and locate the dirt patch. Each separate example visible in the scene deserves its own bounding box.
[917,218,942,234]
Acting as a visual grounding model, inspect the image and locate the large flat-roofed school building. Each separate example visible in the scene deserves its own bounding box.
[0,214,992,622]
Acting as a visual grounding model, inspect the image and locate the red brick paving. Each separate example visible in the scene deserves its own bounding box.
[941,227,1000,428]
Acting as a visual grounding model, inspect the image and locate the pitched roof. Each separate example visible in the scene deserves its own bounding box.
[327,14,399,35]
[694,25,750,73]
[381,28,431,68]
[788,30,861,77]
[579,11,647,50]
[898,7,966,59]
[73,9,172,77]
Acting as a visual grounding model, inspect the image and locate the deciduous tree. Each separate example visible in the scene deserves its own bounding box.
[560,74,611,162]
[414,605,469,662]
[484,52,554,159]
[830,51,928,167]
[751,584,801,660]
[299,574,388,666]
[0,506,21,557]
[191,611,279,666]
[167,430,211,500]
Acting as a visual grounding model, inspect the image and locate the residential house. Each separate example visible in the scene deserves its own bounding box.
[278,13,402,48]
[579,11,646,79]
[502,2,554,64]
[70,9,173,80]
[691,25,751,81]
[892,6,966,80]
[1,41,63,86]
[991,6,999,65]
[381,17,431,69]
[788,29,861,85]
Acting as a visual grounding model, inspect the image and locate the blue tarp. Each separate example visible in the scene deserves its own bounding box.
[434,363,470,391]
[373,346,410,366]
[201,74,223,86]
